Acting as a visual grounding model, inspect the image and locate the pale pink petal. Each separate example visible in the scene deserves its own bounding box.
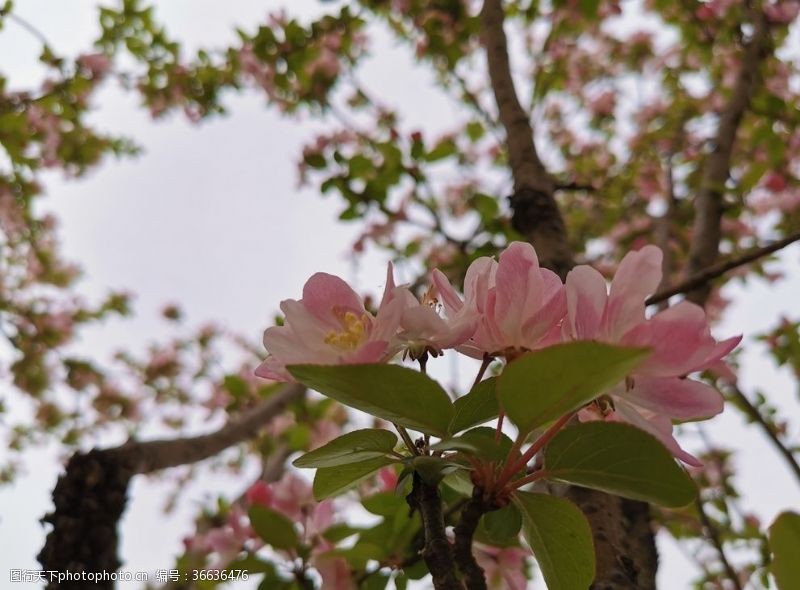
[378,262,397,309]
[566,265,608,340]
[613,402,702,466]
[623,377,724,420]
[607,245,663,338]
[432,269,464,315]
[302,272,364,321]
[625,301,712,377]
[371,293,404,343]
[348,340,390,363]
[463,257,497,310]
[692,335,742,371]
[493,243,543,345]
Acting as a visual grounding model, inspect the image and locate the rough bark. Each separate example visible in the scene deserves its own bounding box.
[453,488,494,590]
[480,0,573,278]
[408,475,465,590]
[685,11,772,304]
[479,1,658,587]
[38,384,305,589]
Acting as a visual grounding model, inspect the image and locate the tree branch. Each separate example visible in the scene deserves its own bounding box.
[685,10,773,304]
[647,230,800,305]
[480,0,573,277]
[727,385,800,484]
[408,475,465,590]
[480,2,658,587]
[695,497,743,590]
[453,488,493,590]
[38,384,305,589]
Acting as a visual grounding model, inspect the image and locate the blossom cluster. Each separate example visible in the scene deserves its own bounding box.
[257,242,739,464]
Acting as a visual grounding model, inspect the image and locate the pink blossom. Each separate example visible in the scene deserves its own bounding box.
[77,53,112,78]
[256,270,403,381]
[377,466,399,492]
[433,242,566,359]
[764,1,800,24]
[314,555,356,590]
[382,264,478,359]
[245,481,273,507]
[473,544,529,590]
[565,246,741,465]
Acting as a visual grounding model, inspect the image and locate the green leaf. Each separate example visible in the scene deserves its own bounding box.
[362,491,406,517]
[293,428,398,468]
[514,491,595,590]
[248,505,299,550]
[544,422,696,508]
[433,427,515,462]
[479,503,522,546]
[410,456,464,486]
[769,511,800,590]
[289,364,454,436]
[449,377,499,434]
[498,342,649,434]
[313,456,395,500]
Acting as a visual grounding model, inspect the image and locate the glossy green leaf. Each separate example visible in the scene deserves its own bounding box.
[544,422,696,507]
[769,511,800,590]
[449,377,499,434]
[514,491,595,590]
[293,428,398,468]
[498,342,649,434]
[313,456,395,500]
[289,364,454,436]
[248,505,299,550]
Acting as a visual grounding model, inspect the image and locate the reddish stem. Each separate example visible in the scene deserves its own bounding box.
[495,412,574,491]
[494,412,505,442]
[511,469,549,490]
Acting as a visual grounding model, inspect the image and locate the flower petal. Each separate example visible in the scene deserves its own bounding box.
[566,265,608,340]
[623,377,724,420]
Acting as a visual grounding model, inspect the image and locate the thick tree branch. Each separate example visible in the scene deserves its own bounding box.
[480,2,658,587]
[480,0,573,276]
[648,230,800,305]
[38,384,305,589]
[408,475,465,590]
[685,11,773,304]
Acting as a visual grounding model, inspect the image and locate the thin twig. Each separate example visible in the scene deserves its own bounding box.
[695,497,743,590]
[728,385,800,484]
[647,231,800,305]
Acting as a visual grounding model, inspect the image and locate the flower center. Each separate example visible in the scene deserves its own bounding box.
[324,310,370,350]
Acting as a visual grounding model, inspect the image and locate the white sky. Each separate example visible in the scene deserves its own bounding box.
[0,1,798,589]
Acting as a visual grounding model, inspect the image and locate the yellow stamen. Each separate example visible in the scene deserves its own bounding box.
[324,311,370,350]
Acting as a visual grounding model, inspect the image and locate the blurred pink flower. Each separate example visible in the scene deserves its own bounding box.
[473,544,529,590]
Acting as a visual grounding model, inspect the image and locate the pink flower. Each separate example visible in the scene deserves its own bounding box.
[77,53,112,78]
[313,555,355,590]
[565,246,741,465]
[473,544,529,590]
[245,481,273,507]
[256,270,403,381]
[382,264,478,360]
[433,242,566,359]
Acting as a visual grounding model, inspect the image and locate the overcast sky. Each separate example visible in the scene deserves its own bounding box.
[1,1,798,589]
